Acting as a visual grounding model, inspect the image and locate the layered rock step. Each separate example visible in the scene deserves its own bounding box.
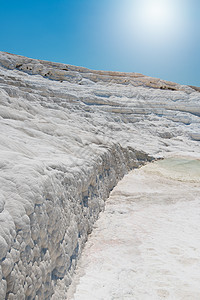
[0,52,199,299]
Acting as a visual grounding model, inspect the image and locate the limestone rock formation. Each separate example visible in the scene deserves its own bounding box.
[0,51,199,299]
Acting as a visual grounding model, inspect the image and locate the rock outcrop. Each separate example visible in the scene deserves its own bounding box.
[0,52,199,299]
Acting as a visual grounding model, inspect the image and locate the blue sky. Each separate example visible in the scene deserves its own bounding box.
[0,0,199,86]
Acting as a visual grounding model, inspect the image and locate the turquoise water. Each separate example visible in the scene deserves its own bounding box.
[158,158,200,176]
[147,157,200,182]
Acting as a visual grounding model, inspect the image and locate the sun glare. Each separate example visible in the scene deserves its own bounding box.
[113,0,190,52]
[135,0,177,40]
[141,0,172,25]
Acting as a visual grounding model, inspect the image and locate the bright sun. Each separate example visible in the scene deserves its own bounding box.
[145,2,170,22]
[113,0,189,55]
[115,0,188,47]
[136,0,174,37]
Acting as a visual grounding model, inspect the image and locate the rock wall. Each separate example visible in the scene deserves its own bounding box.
[0,52,199,299]
[0,143,152,299]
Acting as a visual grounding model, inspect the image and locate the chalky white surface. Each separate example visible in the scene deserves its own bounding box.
[68,158,200,300]
[0,51,199,299]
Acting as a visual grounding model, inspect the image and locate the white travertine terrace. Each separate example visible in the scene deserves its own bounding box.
[0,51,199,299]
[67,158,200,300]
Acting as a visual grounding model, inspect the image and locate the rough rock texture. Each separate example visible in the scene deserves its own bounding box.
[67,158,200,300]
[0,51,199,299]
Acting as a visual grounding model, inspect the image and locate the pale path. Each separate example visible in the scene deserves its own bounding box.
[67,158,200,300]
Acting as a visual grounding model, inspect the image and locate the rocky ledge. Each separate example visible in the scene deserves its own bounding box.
[0,52,199,299]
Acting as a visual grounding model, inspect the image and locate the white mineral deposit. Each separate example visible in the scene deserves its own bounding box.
[67,158,200,300]
[0,52,199,299]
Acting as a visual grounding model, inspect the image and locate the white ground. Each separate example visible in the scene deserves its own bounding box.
[67,157,200,300]
[0,52,200,299]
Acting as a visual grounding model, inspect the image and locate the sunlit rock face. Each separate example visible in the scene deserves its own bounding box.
[0,51,199,299]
